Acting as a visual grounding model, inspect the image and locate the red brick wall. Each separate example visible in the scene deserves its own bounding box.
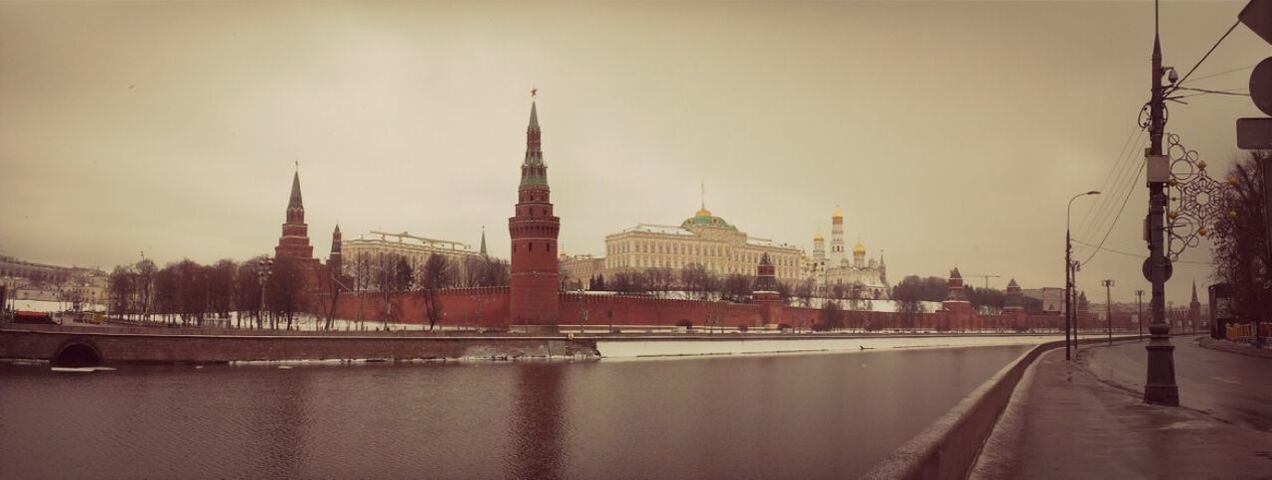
[331,287,511,328]
[327,288,1068,333]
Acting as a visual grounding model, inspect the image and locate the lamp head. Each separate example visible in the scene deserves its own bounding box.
[1087,191,1101,195]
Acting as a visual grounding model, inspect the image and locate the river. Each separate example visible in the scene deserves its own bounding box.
[0,344,1032,479]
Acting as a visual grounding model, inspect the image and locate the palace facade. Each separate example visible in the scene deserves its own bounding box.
[602,205,804,283]
[341,230,486,279]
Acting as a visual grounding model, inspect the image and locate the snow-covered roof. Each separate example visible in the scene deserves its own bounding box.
[614,224,695,237]
[745,236,799,250]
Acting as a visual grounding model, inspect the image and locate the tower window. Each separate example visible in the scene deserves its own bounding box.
[529,243,534,252]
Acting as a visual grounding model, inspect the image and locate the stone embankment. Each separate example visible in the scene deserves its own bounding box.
[0,324,598,367]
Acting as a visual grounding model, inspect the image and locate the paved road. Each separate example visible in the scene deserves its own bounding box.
[972,347,1272,479]
[1082,336,1272,432]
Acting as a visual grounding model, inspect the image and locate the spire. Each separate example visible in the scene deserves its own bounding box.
[480,226,488,257]
[288,169,303,209]
[1191,280,1199,303]
[520,99,547,186]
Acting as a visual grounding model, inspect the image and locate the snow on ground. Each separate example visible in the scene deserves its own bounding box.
[596,334,1064,359]
[577,290,942,313]
[134,311,484,332]
[8,299,105,313]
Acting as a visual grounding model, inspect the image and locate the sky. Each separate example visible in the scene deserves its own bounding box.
[0,1,1265,304]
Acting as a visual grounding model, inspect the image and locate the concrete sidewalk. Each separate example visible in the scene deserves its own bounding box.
[971,346,1272,479]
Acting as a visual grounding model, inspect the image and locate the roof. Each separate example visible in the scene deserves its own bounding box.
[680,209,737,231]
[288,171,303,209]
[615,224,695,236]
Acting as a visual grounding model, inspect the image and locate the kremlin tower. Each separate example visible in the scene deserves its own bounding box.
[328,224,342,279]
[275,169,315,259]
[508,99,560,330]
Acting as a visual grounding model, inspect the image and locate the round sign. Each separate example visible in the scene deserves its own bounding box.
[1142,257,1174,282]
[1252,57,1272,117]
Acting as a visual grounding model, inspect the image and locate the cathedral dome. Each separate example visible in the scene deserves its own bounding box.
[853,241,866,254]
[832,207,843,219]
[813,232,824,241]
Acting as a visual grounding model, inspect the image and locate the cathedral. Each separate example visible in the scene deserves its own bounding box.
[807,207,889,299]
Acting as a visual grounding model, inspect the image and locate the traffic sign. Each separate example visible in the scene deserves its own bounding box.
[1238,118,1272,149]
[1143,258,1173,283]
[1239,0,1272,44]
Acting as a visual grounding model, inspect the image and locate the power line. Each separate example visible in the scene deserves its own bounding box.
[1167,19,1242,96]
[1072,239,1214,266]
[1075,124,1143,238]
[1172,86,1251,97]
[1078,131,1148,243]
[1080,158,1145,266]
[1186,64,1256,83]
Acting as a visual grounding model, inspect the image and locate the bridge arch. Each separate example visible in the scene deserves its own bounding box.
[51,339,103,368]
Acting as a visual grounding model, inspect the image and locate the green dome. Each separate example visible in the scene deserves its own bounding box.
[681,208,737,231]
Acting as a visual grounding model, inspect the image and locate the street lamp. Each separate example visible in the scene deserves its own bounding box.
[258,257,273,330]
[1067,190,1100,360]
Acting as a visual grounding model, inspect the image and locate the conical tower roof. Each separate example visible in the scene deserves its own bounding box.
[288,170,303,209]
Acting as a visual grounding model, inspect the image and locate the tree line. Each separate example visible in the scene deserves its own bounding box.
[107,253,510,331]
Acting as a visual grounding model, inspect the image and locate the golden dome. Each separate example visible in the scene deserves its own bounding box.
[832,206,843,219]
[813,232,824,241]
[696,207,712,217]
[853,241,866,254]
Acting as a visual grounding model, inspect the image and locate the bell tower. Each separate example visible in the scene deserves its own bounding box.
[508,98,560,330]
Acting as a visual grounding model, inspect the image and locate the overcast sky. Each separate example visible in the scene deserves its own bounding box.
[1,1,1265,304]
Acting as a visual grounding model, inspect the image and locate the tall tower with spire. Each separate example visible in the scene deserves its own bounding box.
[829,207,845,266]
[508,98,560,329]
[479,226,488,257]
[275,168,314,259]
[328,224,342,279]
[1189,280,1201,331]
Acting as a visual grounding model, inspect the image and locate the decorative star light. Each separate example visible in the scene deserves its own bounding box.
[1164,133,1230,261]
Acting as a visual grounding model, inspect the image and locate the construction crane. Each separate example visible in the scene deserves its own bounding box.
[963,274,1000,289]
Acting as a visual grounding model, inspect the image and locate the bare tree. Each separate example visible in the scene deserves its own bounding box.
[419,254,457,331]
[373,254,413,328]
[234,257,265,328]
[1212,151,1272,327]
[267,257,305,330]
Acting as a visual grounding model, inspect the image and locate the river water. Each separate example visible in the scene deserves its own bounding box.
[0,344,1031,479]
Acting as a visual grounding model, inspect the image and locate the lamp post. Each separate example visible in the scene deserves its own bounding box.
[1103,279,1115,345]
[1067,191,1101,360]
[258,257,273,330]
[1136,289,1145,341]
[1142,6,1180,405]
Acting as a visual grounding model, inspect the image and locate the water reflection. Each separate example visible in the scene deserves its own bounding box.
[0,345,1031,479]
[506,363,567,480]
[249,372,308,479]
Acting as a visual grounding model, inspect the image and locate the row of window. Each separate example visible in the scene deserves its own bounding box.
[604,257,798,278]
[607,241,797,267]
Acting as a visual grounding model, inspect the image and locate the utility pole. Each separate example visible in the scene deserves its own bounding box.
[1103,280,1115,345]
[1136,290,1145,341]
[1142,1,1180,406]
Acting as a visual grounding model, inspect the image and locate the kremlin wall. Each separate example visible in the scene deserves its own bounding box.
[277,100,1063,333]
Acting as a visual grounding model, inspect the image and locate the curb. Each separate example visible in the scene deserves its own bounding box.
[1196,336,1272,359]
